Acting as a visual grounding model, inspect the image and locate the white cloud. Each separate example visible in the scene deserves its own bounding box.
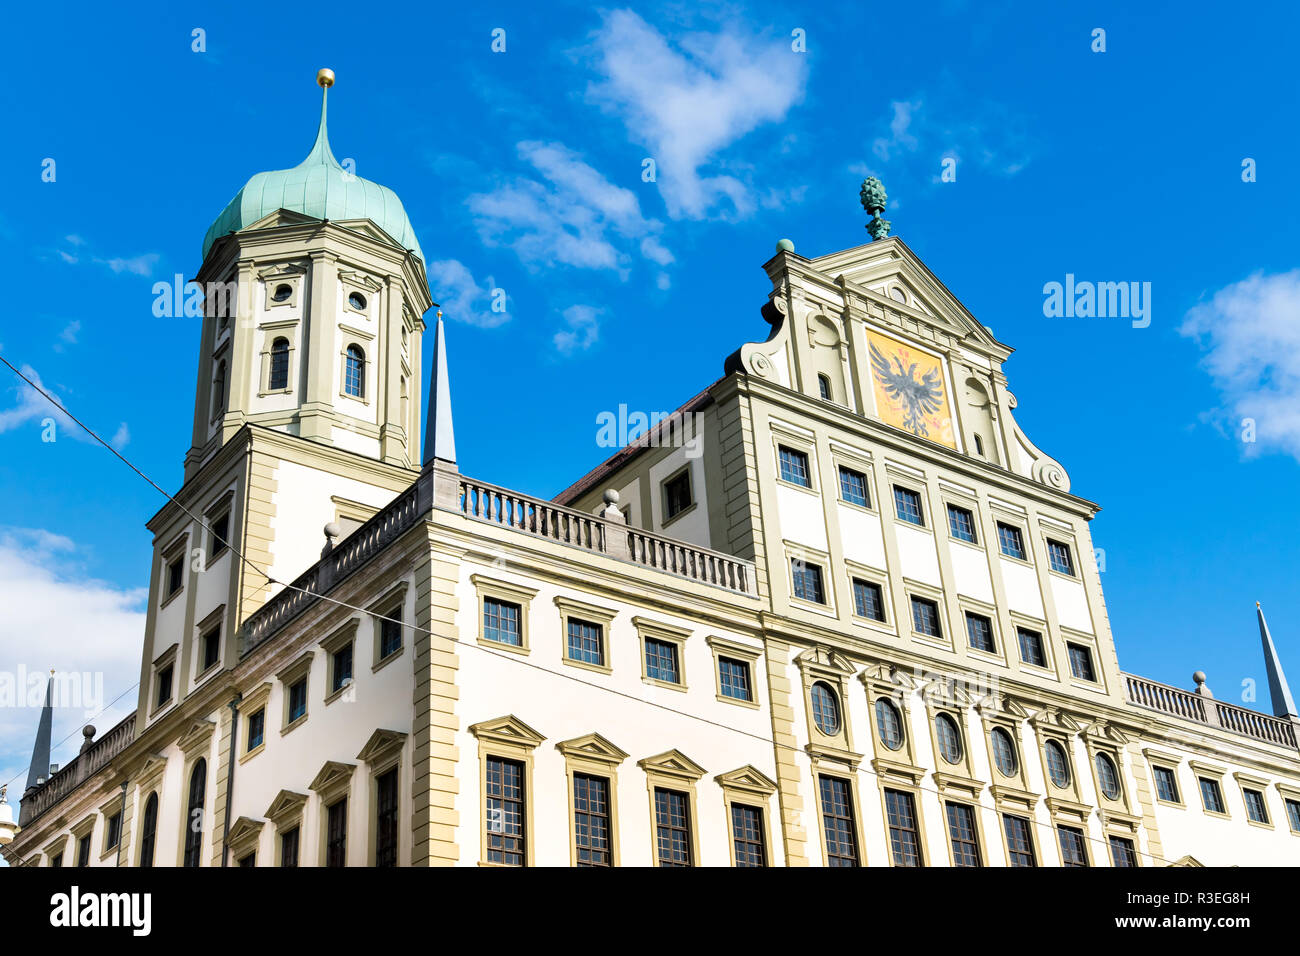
[872,100,922,161]
[553,305,602,355]
[0,364,77,440]
[469,141,671,278]
[0,527,145,796]
[869,95,1031,178]
[426,259,509,328]
[94,253,159,276]
[52,320,80,353]
[1181,270,1300,461]
[111,422,130,450]
[586,10,807,220]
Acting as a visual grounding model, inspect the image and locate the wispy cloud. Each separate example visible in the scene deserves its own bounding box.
[469,140,671,282]
[427,259,510,328]
[93,253,160,276]
[554,305,602,356]
[52,320,80,353]
[110,422,129,450]
[586,10,806,221]
[0,363,121,447]
[867,93,1032,180]
[1181,270,1300,461]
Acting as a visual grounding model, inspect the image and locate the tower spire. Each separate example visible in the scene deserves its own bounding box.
[1257,602,1297,717]
[302,68,340,168]
[24,671,54,793]
[422,311,457,468]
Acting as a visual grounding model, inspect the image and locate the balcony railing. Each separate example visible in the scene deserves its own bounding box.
[18,715,136,827]
[458,477,758,596]
[1123,672,1297,748]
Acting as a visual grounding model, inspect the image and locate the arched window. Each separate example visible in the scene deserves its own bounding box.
[344,345,365,398]
[139,792,158,867]
[1045,740,1071,788]
[991,727,1018,777]
[817,374,832,401]
[874,698,904,751]
[183,758,207,867]
[269,337,290,390]
[1095,752,1122,800]
[212,360,227,415]
[810,682,841,736]
[935,713,964,764]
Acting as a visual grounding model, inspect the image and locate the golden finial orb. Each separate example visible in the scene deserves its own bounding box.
[317,68,335,88]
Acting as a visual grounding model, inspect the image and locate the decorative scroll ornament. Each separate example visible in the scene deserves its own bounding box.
[860,176,892,240]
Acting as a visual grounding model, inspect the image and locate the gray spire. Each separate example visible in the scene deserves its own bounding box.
[24,671,54,792]
[1257,602,1297,717]
[422,312,456,468]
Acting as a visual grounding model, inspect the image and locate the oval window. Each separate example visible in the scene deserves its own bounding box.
[348,291,367,311]
[874,698,904,751]
[810,682,841,736]
[1095,752,1122,800]
[991,727,1018,777]
[1045,740,1071,788]
[935,713,963,764]
[272,283,292,302]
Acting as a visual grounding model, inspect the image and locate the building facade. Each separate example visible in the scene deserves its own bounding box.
[7,75,1300,869]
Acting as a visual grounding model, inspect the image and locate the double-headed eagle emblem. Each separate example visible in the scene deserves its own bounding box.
[869,341,944,436]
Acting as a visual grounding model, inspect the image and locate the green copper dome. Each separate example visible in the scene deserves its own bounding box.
[202,84,423,263]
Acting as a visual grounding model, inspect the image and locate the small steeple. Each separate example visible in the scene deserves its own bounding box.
[422,311,457,468]
[1257,602,1297,717]
[301,68,341,169]
[24,671,54,793]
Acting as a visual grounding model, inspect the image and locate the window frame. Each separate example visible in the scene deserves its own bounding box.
[945,502,979,545]
[790,555,829,606]
[1013,621,1050,671]
[367,580,410,671]
[640,750,705,867]
[882,786,924,867]
[892,484,926,527]
[944,800,983,867]
[849,571,888,625]
[1235,773,1273,828]
[964,610,997,654]
[150,644,178,715]
[1045,536,1077,578]
[321,619,360,704]
[470,716,543,866]
[817,774,862,867]
[1001,813,1037,867]
[634,616,690,691]
[472,575,536,657]
[910,594,943,641]
[995,519,1029,563]
[277,651,313,735]
[775,443,814,490]
[1057,825,1090,866]
[707,635,761,709]
[555,595,617,675]
[558,732,628,867]
[837,465,871,509]
[660,463,696,526]
[1067,642,1098,683]
[342,343,367,400]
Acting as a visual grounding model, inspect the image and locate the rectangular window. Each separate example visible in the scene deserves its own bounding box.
[1067,643,1096,682]
[1243,788,1269,824]
[653,788,693,866]
[947,504,977,543]
[644,637,680,685]
[483,597,522,647]
[893,486,924,526]
[778,446,811,487]
[326,798,347,867]
[818,374,832,400]
[884,788,922,867]
[663,470,692,518]
[156,664,174,708]
[1057,825,1088,866]
[1047,538,1075,576]
[288,677,307,723]
[379,608,402,659]
[718,657,753,702]
[106,812,122,850]
[911,596,942,638]
[791,559,826,604]
[280,826,299,867]
[1153,765,1180,803]
[330,643,353,694]
[1016,627,1046,667]
[730,803,766,867]
[818,776,859,866]
[997,522,1026,560]
[945,802,981,867]
[1108,835,1137,867]
[238,852,255,867]
[852,579,885,621]
[484,757,525,866]
[51,853,62,868]
[201,627,220,672]
[166,557,184,597]
[567,618,605,667]
[1285,798,1300,833]
[838,466,869,507]
[375,767,399,867]
[1002,815,1036,867]
[77,834,91,868]
[247,709,265,751]
[210,512,229,558]
[1199,777,1226,814]
[965,612,996,653]
[573,773,612,866]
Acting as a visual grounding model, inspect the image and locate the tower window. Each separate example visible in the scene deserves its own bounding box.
[893,487,924,526]
[212,360,227,415]
[791,558,826,604]
[269,337,290,390]
[973,434,985,457]
[272,283,292,302]
[996,522,1026,560]
[838,466,869,507]
[777,445,811,487]
[817,374,832,401]
[348,291,367,311]
[344,345,365,398]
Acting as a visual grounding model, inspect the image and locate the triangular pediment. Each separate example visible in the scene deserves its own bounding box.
[555,732,629,765]
[715,765,778,796]
[226,816,265,846]
[1031,706,1084,734]
[860,661,921,691]
[1170,854,1205,868]
[265,789,309,823]
[176,719,216,757]
[795,645,856,676]
[637,749,706,781]
[308,760,357,794]
[356,728,408,765]
[469,715,546,749]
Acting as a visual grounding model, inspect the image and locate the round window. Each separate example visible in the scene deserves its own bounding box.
[991,727,1018,777]
[810,682,841,736]
[935,713,963,764]
[348,291,367,310]
[1095,752,1122,800]
[272,283,292,302]
[874,698,904,751]
[1045,740,1071,788]
[889,286,907,304]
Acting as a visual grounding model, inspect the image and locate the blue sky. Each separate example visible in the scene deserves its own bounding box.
[3,0,1299,785]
